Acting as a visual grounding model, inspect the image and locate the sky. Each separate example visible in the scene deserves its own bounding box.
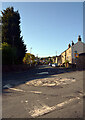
[1,2,83,57]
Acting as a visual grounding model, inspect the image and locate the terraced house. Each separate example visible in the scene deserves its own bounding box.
[61,35,85,65]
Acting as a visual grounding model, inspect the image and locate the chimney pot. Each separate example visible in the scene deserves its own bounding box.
[78,35,81,42]
[72,41,74,46]
[68,44,71,48]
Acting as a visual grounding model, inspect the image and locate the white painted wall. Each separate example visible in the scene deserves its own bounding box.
[71,41,85,59]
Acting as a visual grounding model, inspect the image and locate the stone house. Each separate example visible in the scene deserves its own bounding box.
[76,53,85,69]
[61,35,85,64]
[55,55,62,65]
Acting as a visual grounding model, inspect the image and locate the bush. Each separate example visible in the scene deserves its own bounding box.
[23,53,36,65]
[2,42,17,65]
[65,60,69,64]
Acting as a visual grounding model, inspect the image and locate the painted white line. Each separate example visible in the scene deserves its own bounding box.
[9,88,25,92]
[3,84,25,92]
[29,97,81,117]
[3,85,42,94]
[37,72,49,75]
[30,91,42,94]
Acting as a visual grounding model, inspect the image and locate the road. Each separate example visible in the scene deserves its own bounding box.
[2,65,84,118]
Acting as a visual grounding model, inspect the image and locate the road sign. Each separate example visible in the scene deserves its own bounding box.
[74,53,79,58]
[74,51,79,58]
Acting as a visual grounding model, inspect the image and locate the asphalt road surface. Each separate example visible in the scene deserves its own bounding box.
[2,65,84,118]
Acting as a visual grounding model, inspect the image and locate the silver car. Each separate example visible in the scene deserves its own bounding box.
[52,63,58,67]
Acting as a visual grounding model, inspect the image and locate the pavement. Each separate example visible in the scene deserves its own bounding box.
[2,65,84,118]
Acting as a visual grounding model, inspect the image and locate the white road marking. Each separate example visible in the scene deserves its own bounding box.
[9,88,25,92]
[37,72,49,75]
[3,83,26,92]
[30,91,42,94]
[3,85,42,94]
[3,84,25,92]
[29,97,81,118]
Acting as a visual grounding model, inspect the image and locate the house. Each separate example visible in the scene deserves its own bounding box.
[76,53,85,69]
[52,56,56,63]
[55,55,62,65]
[61,45,72,64]
[61,35,85,65]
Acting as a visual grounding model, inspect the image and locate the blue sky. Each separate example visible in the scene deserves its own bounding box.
[2,2,83,57]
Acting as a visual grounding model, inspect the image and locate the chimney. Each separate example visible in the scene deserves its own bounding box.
[68,44,71,48]
[78,35,81,42]
[72,41,74,46]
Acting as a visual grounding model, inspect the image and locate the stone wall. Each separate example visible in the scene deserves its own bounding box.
[76,53,85,70]
[2,64,35,73]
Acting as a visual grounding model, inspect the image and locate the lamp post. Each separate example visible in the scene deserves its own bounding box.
[56,51,57,56]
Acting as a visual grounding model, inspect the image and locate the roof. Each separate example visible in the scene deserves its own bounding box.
[79,53,85,56]
[61,47,70,54]
[61,41,85,55]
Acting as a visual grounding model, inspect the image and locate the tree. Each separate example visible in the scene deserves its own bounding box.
[23,53,36,64]
[1,7,27,64]
[65,60,69,64]
[2,42,17,65]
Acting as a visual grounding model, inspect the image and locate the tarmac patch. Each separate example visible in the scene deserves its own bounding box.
[26,77,76,87]
[29,96,80,118]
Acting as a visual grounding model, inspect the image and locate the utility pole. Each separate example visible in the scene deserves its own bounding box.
[56,51,57,56]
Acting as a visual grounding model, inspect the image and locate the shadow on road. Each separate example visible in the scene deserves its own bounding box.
[2,65,79,92]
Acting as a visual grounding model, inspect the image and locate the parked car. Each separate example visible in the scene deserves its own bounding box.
[52,63,58,67]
